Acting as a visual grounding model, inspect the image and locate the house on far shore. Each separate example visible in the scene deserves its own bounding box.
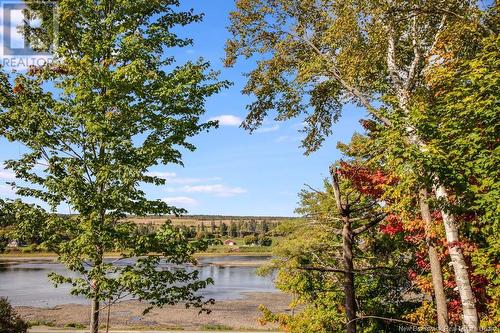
[224,239,236,246]
[7,240,19,248]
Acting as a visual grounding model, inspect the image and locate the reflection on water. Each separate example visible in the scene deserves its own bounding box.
[0,256,276,307]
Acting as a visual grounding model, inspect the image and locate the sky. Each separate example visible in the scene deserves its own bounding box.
[0,0,366,217]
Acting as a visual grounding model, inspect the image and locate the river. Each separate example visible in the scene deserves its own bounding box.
[0,255,276,307]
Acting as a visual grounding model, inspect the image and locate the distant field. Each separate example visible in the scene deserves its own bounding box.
[126,215,296,226]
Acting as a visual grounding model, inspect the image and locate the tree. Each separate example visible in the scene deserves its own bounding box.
[420,33,500,327]
[0,298,28,333]
[249,219,257,234]
[225,2,496,330]
[340,120,495,328]
[326,163,398,333]
[244,234,258,245]
[0,1,227,332]
[257,235,272,247]
[237,221,244,237]
[229,221,238,238]
[259,163,411,332]
[220,222,228,236]
[261,220,269,233]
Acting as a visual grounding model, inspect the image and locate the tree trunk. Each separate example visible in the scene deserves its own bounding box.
[343,216,356,333]
[90,291,100,333]
[90,245,103,333]
[419,188,449,332]
[434,185,478,333]
[387,49,479,330]
[330,166,357,333]
[105,301,111,333]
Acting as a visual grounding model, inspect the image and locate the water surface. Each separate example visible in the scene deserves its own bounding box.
[0,255,275,307]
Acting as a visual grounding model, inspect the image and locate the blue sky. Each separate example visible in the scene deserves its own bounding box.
[0,0,366,216]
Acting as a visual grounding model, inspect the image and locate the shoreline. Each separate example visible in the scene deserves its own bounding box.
[0,252,272,262]
[17,292,290,331]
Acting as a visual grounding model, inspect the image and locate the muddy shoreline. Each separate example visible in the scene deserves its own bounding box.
[17,292,290,331]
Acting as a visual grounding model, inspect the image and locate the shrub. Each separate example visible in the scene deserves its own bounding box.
[20,247,32,254]
[0,298,28,333]
[258,236,272,246]
[243,235,258,245]
[0,235,8,253]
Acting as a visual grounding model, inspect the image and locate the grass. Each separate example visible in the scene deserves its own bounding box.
[201,323,234,331]
[1,237,279,259]
[28,320,56,327]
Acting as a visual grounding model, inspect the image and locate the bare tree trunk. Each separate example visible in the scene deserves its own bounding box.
[90,292,100,333]
[330,167,357,333]
[342,216,356,333]
[419,188,449,332]
[434,185,478,332]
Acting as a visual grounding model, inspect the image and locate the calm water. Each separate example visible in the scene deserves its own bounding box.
[0,256,276,307]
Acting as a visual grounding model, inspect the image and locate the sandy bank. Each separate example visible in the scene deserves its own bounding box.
[17,292,290,331]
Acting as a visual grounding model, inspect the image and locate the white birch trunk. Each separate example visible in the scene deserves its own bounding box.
[434,184,479,332]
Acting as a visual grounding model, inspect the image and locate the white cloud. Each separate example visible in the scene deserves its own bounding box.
[291,121,307,130]
[275,135,289,143]
[146,171,221,185]
[0,170,16,180]
[0,162,16,180]
[209,115,242,126]
[181,184,247,197]
[0,184,16,197]
[274,135,301,143]
[168,177,221,185]
[255,124,280,133]
[146,171,177,178]
[163,196,198,206]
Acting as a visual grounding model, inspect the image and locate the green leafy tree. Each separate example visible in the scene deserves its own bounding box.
[420,33,500,327]
[0,1,228,332]
[257,235,272,247]
[0,298,28,333]
[225,2,496,330]
[220,222,228,236]
[229,221,238,238]
[261,220,269,233]
[243,234,258,245]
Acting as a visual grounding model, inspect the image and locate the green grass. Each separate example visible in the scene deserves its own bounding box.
[1,236,280,258]
[201,323,234,331]
[28,320,56,327]
[197,236,278,256]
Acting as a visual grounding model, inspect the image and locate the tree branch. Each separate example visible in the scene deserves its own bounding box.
[353,214,387,235]
[329,165,345,214]
[278,27,393,127]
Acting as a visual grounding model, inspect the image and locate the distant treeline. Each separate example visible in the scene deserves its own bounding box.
[130,214,297,221]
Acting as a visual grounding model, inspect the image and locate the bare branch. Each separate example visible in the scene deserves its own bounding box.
[329,165,345,214]
[353,214,387,235]
[303,184,325,196]
[426,14,447,59]
[406,13,421,92]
